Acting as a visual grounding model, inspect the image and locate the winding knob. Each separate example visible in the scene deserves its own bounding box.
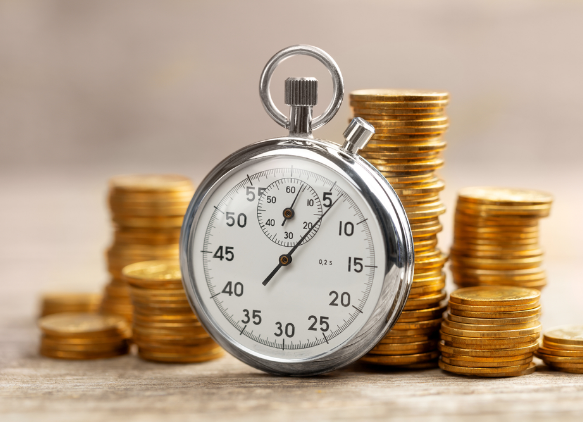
[285,77,318,106]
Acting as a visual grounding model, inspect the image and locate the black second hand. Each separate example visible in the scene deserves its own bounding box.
[262,194,342,286]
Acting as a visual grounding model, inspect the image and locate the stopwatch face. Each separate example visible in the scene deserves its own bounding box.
[181,140,412,375]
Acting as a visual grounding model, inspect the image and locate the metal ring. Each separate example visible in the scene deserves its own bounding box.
[259,45,344,131]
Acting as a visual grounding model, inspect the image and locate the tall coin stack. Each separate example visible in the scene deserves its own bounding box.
[351,89,449,368]
[123,260,224,363]
[451,187,552,290]
[439,286,540,377]
[536,325,583,374]
[100,175,195,322]
[39,313,130,360]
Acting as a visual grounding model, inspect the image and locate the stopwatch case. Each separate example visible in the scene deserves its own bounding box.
[180,135,414,376]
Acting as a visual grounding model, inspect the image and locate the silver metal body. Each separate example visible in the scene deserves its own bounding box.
[180,45,414,375]
[180,137,414,375]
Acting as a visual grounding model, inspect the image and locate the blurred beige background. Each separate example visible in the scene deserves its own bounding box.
[1,0,582,327]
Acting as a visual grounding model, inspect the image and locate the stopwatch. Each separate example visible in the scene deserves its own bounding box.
[180,45,414,376]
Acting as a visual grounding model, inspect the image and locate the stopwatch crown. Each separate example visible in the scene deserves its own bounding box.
[342,117,375,155]
[285,77,318,106]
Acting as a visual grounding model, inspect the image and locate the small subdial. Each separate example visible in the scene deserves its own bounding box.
[257,178,323,247]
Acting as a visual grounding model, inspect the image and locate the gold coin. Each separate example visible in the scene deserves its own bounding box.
[122,260,182,287]
[361,350,440,365]
[545,361,583,369]
[366,116,449,128]
[449,255,544,271]
[440,351,533,363]
[441,355,532,368]
[138,348,224,363]
[369,340,438,354]
[392,181,446,196]
[406,204,447,221]
[453,280,547,291]
[403,291,447,311]
[40,340,128,353]
[370,133,445,143]
[448,305,542,319]
[379,333,437,344]
[450,266,546,282]
[543,340,583,351]
[449,286,540,307]
[444,340,538,352]
[537,346,583,357]
[398,304,447,322]
[441,321,542,338]
[393,318,443,331]
[438,340,538,357]
[112,215,185,229]
[350,89,449,102]
[441,332,539,348]
[109,174,194,193]
[414,252,448,270]
[455,202,551,218]
[39,313,128,338]
[543,325,583,346]
[367,151,443,161]
[444,316,540,330]
[454,211,539,227]
[402,195,442,207]
[409,280,445,296]
[374,158,445,172]
[458,187,553,206]
[450,247,543,260]
[374,125,449,135]
[448,300,539,313]
[350,100,448,110]
[366,139,446,152]
[439,359,534,376]
[535,351,583,363]
[40,347,129,360]
[412,273,445,287]
[386,327,440,336]
[352,106,446,115]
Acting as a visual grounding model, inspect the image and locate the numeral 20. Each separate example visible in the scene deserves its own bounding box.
[329,291,351,307]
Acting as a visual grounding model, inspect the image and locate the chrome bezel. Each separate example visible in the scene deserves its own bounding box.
[180,137,414,376]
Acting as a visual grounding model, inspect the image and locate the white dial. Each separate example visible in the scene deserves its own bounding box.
[190,156,387,361]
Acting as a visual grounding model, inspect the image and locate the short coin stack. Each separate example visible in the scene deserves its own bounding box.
[123,260,224,363]
[40,293,102,317]
[39,312,130,360]
[351,89,449,368]
[451,187,553,290]
[439,286,541,377]
[100,175,195,322]
[536,325,583,373]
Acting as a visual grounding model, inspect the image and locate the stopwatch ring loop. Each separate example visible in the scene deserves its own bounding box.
[259,45,344,131]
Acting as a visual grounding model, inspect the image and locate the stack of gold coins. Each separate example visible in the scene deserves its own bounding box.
[536,325,583,373]
[40,293,102,317]
[123,260,224,363]
[451,187,553,290]
[39,313,130,360]
[351,89,449,368]
[100,175,195,321]
[439,286,540,377]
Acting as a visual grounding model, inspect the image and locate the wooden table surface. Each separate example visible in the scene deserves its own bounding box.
[2,168,583,421]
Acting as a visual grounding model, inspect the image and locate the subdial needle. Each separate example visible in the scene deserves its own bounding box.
[281,185,305,226]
